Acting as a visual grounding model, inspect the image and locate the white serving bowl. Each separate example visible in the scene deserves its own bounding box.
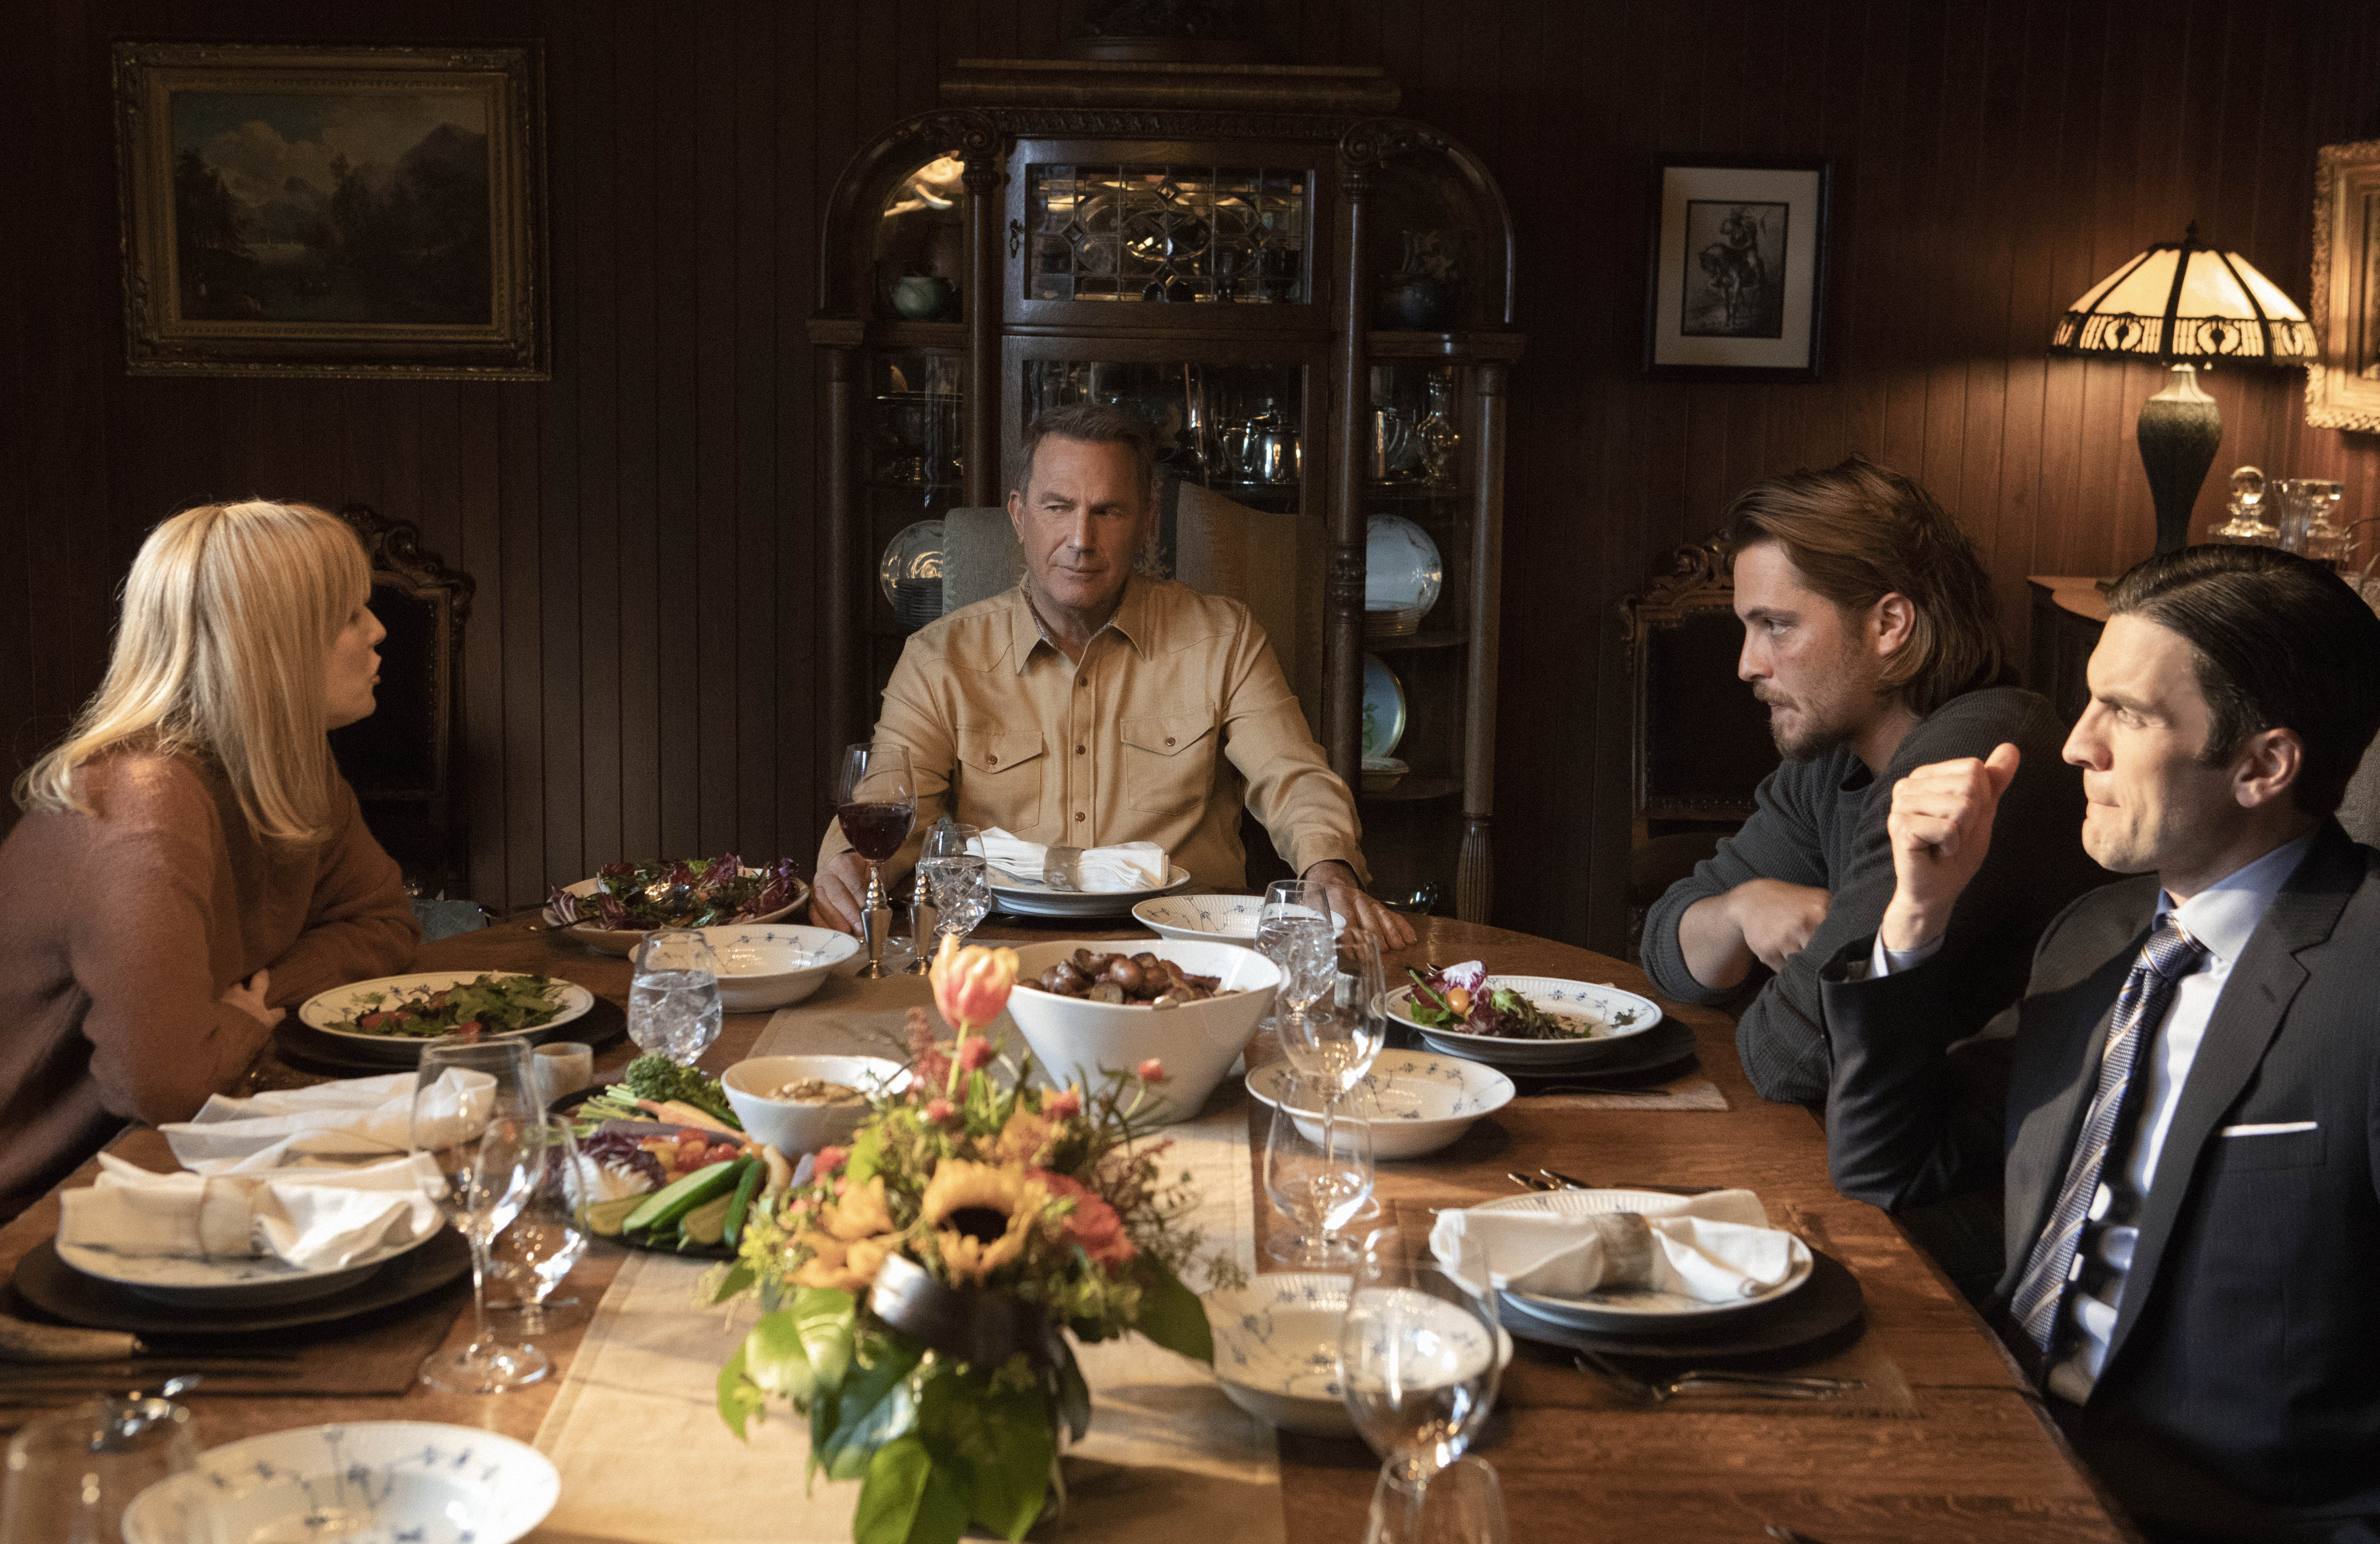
[1130,894,1345,947]
[698,923,862,1010]
[1203,1273,1511,1437]
[122,1420,557,1544]
[1245,1050,1515,1160]
[1001,940,1279,1125]
[543,870,809,956]
[722,1055,909,1153]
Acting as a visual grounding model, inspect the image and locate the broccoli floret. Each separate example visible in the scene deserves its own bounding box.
[621,1053,740,1127]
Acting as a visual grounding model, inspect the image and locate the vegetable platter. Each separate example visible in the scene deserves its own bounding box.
[564,1054,800,1257]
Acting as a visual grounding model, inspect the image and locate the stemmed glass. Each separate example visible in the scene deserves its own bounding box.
[1257,878,1338,1026]
[923,821,990,953]
[408,1038,549,1392]
[837,742,917,979]
[489,1114,591,1337]
[629,928,723,1065]
[0,1395,196,1544]
[1338,1227,1504,1544]
[1263,1075,1374,1267]
[1272,931,1387,1264]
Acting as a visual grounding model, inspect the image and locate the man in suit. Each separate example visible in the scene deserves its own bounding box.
[1818,545,2380,1542]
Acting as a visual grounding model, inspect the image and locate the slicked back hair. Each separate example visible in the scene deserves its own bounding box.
[2105,545,2380,817]
[1722,456,2003,716]
[1011,403,1158,509]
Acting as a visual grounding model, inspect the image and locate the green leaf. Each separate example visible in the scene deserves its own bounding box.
[740,1292,855,1412]
[1054,1337,1092,1443]
[716,1346,767,1441]
[710,1262,756,1304]
[846,1127,884,1188]
[792,1287,858,1396]
[1129,1259,1213,1364]
[819,1338,925,1480]
[852,1435,969,1544]
[917,1365,1053,1543]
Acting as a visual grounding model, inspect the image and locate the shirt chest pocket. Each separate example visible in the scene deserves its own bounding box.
[953,727,1049,834]
[1119,709,1221,817]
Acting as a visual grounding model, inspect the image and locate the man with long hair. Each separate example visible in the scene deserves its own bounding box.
[1643,457,2101,1108]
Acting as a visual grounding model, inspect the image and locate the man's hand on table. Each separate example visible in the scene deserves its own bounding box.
[221,969,285,1028]
[811,852,874,937]
[1304,860,1417,949]
[1678,878,1832,987]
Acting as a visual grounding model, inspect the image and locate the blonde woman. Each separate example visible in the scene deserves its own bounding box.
[0,500,419,1220]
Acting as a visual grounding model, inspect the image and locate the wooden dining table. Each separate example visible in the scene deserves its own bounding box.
[0,909,2134,1544]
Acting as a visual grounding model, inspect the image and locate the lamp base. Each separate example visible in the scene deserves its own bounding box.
[2137,364,2223,557]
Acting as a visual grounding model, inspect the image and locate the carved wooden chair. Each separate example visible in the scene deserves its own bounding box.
[328,504,475,904]
[1620,537,1780,958]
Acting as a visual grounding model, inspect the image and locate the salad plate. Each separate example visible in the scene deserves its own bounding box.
[297,973,593,1065]
[1361,653,1407,760]
[123,1421,559,1544]
[1245,1050,1513,1159]
[54,1226,436,1308]
[991,864,1195,918]
[1132,892,1345,946]
[1365,514,1444,624]
[1203,1273,1511,1437]
[1470,1189,1814,1335]
[1386,972,1664,1069]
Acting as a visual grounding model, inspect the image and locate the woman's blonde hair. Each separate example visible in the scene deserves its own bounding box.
[16,500,372,844]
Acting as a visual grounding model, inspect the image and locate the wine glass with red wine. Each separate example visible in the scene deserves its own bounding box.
[836,742,917,978]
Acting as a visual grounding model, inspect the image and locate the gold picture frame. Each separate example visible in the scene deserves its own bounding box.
[114,42,546,380]
[2309,136,2380,432]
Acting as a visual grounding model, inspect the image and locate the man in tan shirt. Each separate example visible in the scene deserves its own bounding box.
[815,404,1414,946]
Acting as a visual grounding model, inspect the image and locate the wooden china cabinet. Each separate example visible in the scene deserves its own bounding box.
[811,58,1522,920]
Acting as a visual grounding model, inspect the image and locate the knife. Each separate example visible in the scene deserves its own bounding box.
[1042,847,1083,892]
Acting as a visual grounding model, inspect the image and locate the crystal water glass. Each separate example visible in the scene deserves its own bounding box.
[0,1396,196,1544]
[923,821,990,949]
[1279,930,1388,1097]
[1263,1075,1374,1267]
[490,1114,591,1336]
[409,1039,548,1393]
[1257,878,1337,1023]
[1339,1227,1503,1543]
[629,928,723,1066]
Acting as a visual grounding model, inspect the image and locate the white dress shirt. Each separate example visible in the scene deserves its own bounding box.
[1871,829,2316,1402]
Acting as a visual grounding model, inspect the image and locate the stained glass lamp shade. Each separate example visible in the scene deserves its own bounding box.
[2050,224,2314,557]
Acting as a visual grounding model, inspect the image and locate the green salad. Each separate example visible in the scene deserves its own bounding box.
[328,973,567,1039]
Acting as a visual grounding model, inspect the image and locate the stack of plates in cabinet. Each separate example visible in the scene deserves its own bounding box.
[1364,515,1442,639]
[880,521,945,633]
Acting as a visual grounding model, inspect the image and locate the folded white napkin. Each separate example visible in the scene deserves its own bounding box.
[977,827,1169,893]
[58,1152,441,1271]
[1430,1189,1800,1303]
[161,1072,424,1174]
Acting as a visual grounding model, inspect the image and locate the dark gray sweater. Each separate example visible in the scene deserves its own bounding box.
[1642,687,2105,1106]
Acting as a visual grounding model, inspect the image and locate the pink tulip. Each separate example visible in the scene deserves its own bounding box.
[957,1036,997,1072]
[1042,1086,1082,1120]
[924,1098,957,1125]
[931,935,1020,1037]
[1136,1059,1167,1084]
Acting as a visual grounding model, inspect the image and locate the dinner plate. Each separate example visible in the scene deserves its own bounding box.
[1480,1015,1698,1083]
[1203,1271,1513,1438]
[1467,1189,1813,1335]
[12,1227,471,1335]
[124,1421,559,1544]
[55,1225,436,1308]
[1361,654,1407,760]
[274,996,626,1076]
[545,872,810,956]
[1495,1247,1865,1361]
[1386,976,1663,1068]
[990,864,1196,917]
[297,972,594,1066]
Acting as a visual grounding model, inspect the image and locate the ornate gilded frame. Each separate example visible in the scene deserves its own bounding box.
[2309,137,2380,432]
[113,43,547,379]
[1622,538,1765,825]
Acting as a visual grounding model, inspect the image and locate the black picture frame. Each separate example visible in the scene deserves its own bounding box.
[1642,156,1831,383]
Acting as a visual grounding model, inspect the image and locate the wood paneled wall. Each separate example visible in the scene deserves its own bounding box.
[7,0,2380,943]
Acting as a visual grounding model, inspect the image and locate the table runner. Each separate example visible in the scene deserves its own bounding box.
[531,984,1280,1544]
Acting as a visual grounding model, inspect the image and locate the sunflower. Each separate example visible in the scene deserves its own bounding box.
[988,1108,1056,1167]
[919,1160,1046,1284]
[791,1228,895,1293]
[820,1175,894,1242]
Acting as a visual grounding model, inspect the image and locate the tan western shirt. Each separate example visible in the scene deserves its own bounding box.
[818,576,1368,892]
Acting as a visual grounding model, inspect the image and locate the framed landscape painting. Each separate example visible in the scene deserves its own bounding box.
[1643,157,1830,382]
[114,43,547,379]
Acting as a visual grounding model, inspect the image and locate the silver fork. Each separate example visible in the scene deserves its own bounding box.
[1571,1351,1856,1402]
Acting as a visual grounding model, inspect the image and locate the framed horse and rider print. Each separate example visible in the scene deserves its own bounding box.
[1644,157,1831,382]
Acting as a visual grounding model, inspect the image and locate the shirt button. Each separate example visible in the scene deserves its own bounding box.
[1074,811,1085,823]
[986,753,998,765]
[1075,745,1085,756]
[1077,676,1088,688]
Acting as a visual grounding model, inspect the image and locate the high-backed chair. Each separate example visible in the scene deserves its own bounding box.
[328,504,474,899]
[1619,537,1779,957]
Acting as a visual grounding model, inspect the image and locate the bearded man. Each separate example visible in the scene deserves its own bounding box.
[1642,457,2102,1108]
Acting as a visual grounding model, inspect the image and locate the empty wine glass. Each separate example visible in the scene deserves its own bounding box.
[1258,878,1338,1024]
[1280,930,1388,1096]
[923,821,990,952]
[837,742,917,978]
[629,928,723,1066]
[0,1396,196,1544]
[409,1039,549,1393]
[489,1114,591,1337]
[1264,1074,1374,1267]
[1339,1226,1503,1544]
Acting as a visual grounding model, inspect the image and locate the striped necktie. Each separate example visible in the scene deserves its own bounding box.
[2007,915,2207,1361]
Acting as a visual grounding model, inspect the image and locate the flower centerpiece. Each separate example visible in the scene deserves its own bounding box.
[713,935,1227,1544]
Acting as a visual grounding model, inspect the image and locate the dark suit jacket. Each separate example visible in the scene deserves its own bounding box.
[1818,820,2380,1536]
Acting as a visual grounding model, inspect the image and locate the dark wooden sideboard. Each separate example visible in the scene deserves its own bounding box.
[2027,575,2109,726]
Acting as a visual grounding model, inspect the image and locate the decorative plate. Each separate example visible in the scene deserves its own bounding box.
[1204,1273,1512,1438]
[1362,653,1407,760]
[1468,1189,1813,1334]
[1131,893,1345,945]
[1384,976,1663,1068]
[879,519,946,632]
[1245,1050,1514,1159]
[123,1421,559,1544]
[1365,513,1443,616]
[55,1227,438,1308]
[296,972,594,1066]
[989,864,1196,918]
